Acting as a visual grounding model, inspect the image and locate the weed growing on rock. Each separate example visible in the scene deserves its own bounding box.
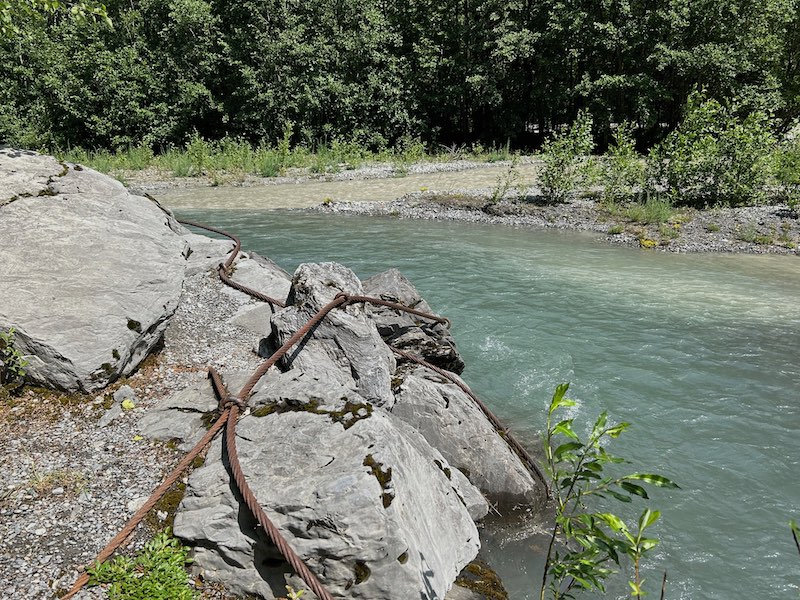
[87,529,197,599]
[0,328,28,387]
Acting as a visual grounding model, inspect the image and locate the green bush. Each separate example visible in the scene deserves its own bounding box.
[540,384,679,600]
[602,122,645,205]
[0,328,28,386]
[649,91,776,207]
[88,530,197,600]
[775,137,800,213]
[539,111,595,203]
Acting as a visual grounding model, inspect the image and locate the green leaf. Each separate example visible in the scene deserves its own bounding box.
[553,418,580,441]
[597,512,628,533]
[592,411,608,435]
[639,537,660,551]
[638,509,661,531]
[605,422,630,438]
[548,383,574,415]
[620,481,649,499]
[607,490,633,503]
[628,473,680,489]
[554,441,583,461]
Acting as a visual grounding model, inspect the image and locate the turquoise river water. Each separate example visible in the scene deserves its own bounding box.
[177,208,800,600]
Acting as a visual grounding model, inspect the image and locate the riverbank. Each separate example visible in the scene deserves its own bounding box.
[134,160,799,256]
[316,191,800,254]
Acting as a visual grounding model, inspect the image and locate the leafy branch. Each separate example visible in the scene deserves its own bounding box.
[540,383,679,600]
[0,327,28,387]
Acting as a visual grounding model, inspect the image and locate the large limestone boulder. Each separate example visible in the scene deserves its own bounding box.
[263,262,396,408]
[362,269,465,374]
[174,403,483,600]
[167,262,489,599]
[0,148,186,391]
[392,365,544,508]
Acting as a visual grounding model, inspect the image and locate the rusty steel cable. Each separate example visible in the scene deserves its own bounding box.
[391,347,549,493]
[178,219,287,307]
[62,403,230,600]
[65,218,547,600]
[207,368,335,600]
[342,294,451,328]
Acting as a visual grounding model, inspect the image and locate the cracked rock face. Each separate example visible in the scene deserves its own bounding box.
[264,262,397,408]
[392,365,544,508]
[0,148,186,391]
[175,409,482,600]
[362,268,465,374]
[167,262,489,599]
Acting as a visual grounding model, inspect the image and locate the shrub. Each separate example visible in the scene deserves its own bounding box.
[539,384,679,600]
[602,122,645,205]
[0,328,28,386]
[539,111,595,203]
[775,137,800,213]
[649,91,776,207]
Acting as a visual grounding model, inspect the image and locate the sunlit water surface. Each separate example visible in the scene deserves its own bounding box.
[177,209,800,600]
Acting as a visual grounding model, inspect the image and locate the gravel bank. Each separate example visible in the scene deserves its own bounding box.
[314,189,800,255]
[124,158,799,255]
[0,271,266,599]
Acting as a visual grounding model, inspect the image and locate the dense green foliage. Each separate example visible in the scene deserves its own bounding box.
[648,92,777,206]
[87,530,197,600]
[539,110,595,202]
[1,0,799,153]
[540,383,679,599]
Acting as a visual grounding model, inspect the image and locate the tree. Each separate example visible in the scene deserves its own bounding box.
[0,0,111,38]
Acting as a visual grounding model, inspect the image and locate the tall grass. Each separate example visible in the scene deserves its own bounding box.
[56,134,524,180]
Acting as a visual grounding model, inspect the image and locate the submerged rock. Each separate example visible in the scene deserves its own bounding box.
[0,148,186,391]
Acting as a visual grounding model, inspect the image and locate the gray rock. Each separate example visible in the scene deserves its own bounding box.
[392,365,543,508]
[181,232,235,276]
[230,252,292,303]
[444,585,488,600]
[97,402,123,428]
[0,149,186,391]
[175,407,483,600]
[362,269,464,373]
[264,263,396,407]
[139,380,218,451]
[0,147,65,203]
[113,385,137,404]
[229,303,280,337]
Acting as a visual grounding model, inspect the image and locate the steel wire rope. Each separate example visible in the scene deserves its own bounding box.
[64,217,547,600]
[178,219,287,307]
[62,406,230,599]
[390,347,549,493]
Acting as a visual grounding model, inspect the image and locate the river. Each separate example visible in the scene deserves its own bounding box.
[166,202,800,600]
